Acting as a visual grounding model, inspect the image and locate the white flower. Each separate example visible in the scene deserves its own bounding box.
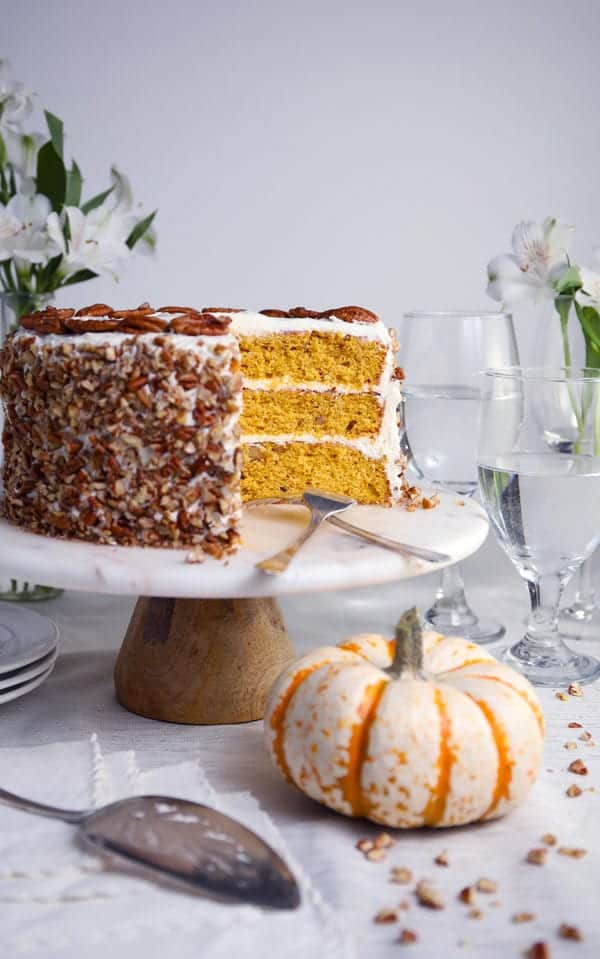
[575,266,600,311]
[487,217,574,306]
[0,60,34,132]
[47,204,131,279]
[5,131,45,178]
[107,166,155,254]
[0,191,58,264]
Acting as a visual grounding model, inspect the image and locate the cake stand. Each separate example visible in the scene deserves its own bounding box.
[0,494,488,724]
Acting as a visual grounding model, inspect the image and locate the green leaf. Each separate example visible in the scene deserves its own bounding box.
[126,209,156,249]
[37,253,65,291]
[61,268,98,286]
[44,110,64,158]
[80,186,114,214]
[585,339,600,371]
[0,132,6,168]
[555,265,582,295]
[36,141,67,211]
[65,159,83,206]
[575,302,600,355]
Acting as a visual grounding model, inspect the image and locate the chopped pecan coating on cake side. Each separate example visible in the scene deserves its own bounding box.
[0,329,242,551]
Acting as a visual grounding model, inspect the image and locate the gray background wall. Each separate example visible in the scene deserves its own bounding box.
[5,0,600,359]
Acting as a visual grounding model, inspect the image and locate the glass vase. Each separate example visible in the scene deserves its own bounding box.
[0,290,63,601]
[534,297,600,632]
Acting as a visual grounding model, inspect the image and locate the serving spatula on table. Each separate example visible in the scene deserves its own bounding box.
[251,489,451,574]
[0,788,300,909]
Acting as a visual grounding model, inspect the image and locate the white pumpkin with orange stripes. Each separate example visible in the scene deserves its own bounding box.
[264,609,544,828]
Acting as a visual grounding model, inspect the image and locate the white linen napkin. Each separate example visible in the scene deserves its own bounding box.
[0,735,354,958]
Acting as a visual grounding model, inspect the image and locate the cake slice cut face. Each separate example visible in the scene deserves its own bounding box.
[227,306,405,504]
[0,305,242,555]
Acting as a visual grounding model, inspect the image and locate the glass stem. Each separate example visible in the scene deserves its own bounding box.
[430,563,477,628]
[575,557,595,606]
[525,573,566,647]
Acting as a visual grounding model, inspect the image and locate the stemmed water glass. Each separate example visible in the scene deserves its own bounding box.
[478,367,600,685]
[399,310,519,642]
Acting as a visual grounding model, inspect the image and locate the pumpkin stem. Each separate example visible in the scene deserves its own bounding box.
[389,607,424,679]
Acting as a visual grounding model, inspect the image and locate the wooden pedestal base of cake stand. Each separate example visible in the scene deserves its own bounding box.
[0,494,489,725]
[114,596,295,725]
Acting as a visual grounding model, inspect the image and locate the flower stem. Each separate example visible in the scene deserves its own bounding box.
[556,297,584,442]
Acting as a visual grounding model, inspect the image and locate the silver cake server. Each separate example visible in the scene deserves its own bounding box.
[255,489,356,574]
[249,492,451,565]
[0,788,300,909]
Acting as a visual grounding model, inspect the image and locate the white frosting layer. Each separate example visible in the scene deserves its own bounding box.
[241,378,387,398]
[229,311,390,343]
[14,328,234,352]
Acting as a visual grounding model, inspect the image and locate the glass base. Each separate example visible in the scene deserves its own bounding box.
[0,582,63,602]
[424,608,506,644]
[504,637,600,687]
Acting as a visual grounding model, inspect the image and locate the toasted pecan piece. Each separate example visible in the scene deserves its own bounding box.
[288,306,323,319]
[158,305,202,314]
[64,316,123,333]
[365,847,387,863]
[526,848,548,865]
[415,881,444,909]
[373,908,397,924]
[398,929,417,944]
[568,758,588,775]
[170,314,231,335]
[328,305,379,324]
[20,310,64,334]
[111,306,155,318]
[259,308,289,317]
[202,306,244,313]
[74,303,114,316]
[119,314,168,332]
[523,944,550,959]
[558,924,583,941]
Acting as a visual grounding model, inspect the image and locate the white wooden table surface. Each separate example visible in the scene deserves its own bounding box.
[1,536,599,958]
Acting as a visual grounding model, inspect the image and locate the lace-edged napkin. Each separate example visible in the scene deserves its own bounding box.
[0,735,353,959]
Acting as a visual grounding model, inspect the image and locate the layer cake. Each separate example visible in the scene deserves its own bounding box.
[0,304,242,554]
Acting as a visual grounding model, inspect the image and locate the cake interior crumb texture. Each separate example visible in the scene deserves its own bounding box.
[229,308,405,505]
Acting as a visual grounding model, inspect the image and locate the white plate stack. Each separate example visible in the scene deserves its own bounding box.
[0,605,59,705]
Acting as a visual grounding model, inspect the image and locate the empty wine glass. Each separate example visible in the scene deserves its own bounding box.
[399,310,519,642]
[478,367,600,685]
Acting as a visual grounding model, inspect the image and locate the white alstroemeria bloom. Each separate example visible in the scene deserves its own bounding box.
[575,266,600,312]
[5,131,45,177]
[0,59,35,131]
[0,192,58,264]
[107,165,155,254]
[487,217,574,306]
[47,204,131,279]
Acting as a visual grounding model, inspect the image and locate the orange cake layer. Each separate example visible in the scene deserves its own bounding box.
[237,332,388,389]
[241,441,394,504]
[240,389,383,439]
